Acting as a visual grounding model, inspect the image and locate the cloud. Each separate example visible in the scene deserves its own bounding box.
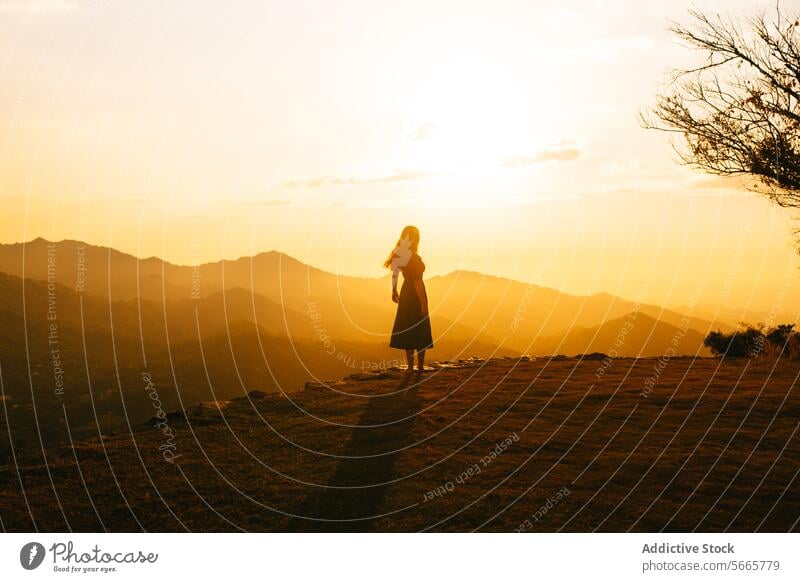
[411,123,436,142]
[283,170,432,188]
[665,175,753,198]
[502,147,581,168]
[0,0,109,14]
[244,199,292,206]
[0,0,76,12]
[531,35,657,64]
[685,175,747,191]
[509,192,583,205]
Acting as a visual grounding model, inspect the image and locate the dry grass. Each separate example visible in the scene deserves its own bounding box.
[1,356,798,532]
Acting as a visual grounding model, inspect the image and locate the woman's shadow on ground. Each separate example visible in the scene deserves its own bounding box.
[286,375,423,532]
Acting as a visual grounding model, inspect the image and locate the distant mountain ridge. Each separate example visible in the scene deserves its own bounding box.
[0,238,735,348]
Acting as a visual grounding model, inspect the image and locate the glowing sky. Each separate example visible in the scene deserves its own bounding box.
[1,0,798,313]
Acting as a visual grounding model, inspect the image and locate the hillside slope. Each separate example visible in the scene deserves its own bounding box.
[0,271,514,454]
[535,312,711,357]
[2,356,797,532]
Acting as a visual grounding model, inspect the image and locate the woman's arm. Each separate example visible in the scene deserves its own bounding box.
[413,281,428,316]
[391,267,400,303]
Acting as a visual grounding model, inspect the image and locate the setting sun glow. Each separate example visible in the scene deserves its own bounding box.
[0,0,796,314]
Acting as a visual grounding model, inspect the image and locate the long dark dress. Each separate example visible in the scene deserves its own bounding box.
[390,253,434,350]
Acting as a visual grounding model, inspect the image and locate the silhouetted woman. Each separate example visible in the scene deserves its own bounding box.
[384,225,433,374]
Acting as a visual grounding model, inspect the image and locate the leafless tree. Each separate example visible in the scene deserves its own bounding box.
[643,5,800,208]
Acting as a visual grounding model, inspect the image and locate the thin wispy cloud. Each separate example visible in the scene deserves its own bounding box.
[668,175,752,197]
[502,147,581,168]
[283,171,432,188]
[685,175,746,191]
[411,123,436,142]
[0,0,77,12]
[244,199,293,206]
[531,35,657,64]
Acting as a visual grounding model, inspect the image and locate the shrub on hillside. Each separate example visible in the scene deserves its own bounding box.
[704,324,800,359]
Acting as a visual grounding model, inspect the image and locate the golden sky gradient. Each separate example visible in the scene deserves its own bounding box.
[1,0,799,313]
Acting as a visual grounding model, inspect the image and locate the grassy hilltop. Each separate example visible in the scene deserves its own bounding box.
[2,356,798,532]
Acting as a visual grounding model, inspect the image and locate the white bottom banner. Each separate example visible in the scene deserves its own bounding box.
[0,533,797,581]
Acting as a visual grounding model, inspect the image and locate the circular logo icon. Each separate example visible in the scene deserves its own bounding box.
[20,542,46,570]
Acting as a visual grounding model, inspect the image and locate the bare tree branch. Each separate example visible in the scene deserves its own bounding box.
[644,4,800,208]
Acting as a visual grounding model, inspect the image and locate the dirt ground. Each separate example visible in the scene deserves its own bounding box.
[1,356,798,532]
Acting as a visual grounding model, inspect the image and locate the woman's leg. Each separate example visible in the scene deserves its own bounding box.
[405,349,414,373]
[417,349,426,372]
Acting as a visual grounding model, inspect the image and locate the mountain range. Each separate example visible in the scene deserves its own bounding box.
[0,237,736,454]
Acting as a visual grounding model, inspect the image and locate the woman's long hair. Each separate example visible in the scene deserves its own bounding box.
[383,225,420,268]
